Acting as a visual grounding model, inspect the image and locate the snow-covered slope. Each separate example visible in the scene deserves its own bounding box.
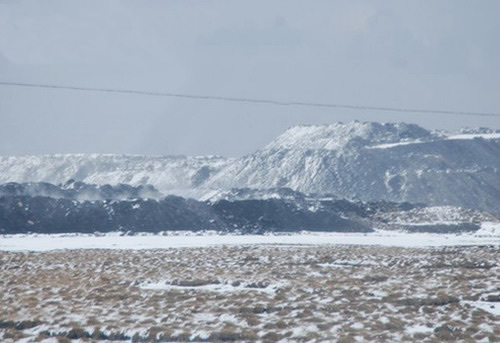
[1,122,499,211]
[206,122,500,211]
[264,122,434,151]
[0,154,230,198]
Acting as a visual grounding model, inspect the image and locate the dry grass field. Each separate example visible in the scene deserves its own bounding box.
[1,244,499,342]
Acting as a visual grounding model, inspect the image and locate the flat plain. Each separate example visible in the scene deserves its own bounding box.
[1,244,499,342]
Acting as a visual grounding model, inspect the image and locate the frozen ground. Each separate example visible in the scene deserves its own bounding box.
[0,244,499,342]
[1,228,499,342]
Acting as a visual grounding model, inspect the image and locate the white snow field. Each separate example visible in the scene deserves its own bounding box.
[1,224,499,252]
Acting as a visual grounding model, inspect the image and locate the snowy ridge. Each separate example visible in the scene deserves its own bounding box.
[0,153,230,197]
[264,121,434,151]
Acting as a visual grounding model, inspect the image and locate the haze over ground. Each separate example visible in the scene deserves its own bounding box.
[0,0,499,156]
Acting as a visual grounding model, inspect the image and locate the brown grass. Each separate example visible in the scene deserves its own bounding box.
[0,245,498,342]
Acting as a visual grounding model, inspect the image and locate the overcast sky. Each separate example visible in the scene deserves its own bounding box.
[0,0,499,156]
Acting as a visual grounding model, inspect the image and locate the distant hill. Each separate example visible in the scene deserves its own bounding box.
[207,122,500,212]
[1,121,499,211]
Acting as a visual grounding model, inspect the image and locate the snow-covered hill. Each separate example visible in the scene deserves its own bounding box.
[0,154,230,198]
[0,122,499,211]
[264,122,435,151]
[207,122,500,211]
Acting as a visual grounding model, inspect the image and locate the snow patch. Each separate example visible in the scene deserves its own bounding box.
[446,133,500,140]
[139,280,283,294]
[463,301,500,316]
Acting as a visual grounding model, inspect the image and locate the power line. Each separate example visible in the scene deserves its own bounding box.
[1,80,499,117]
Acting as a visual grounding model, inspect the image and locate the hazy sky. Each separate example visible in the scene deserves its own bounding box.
[1,0,499,156]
